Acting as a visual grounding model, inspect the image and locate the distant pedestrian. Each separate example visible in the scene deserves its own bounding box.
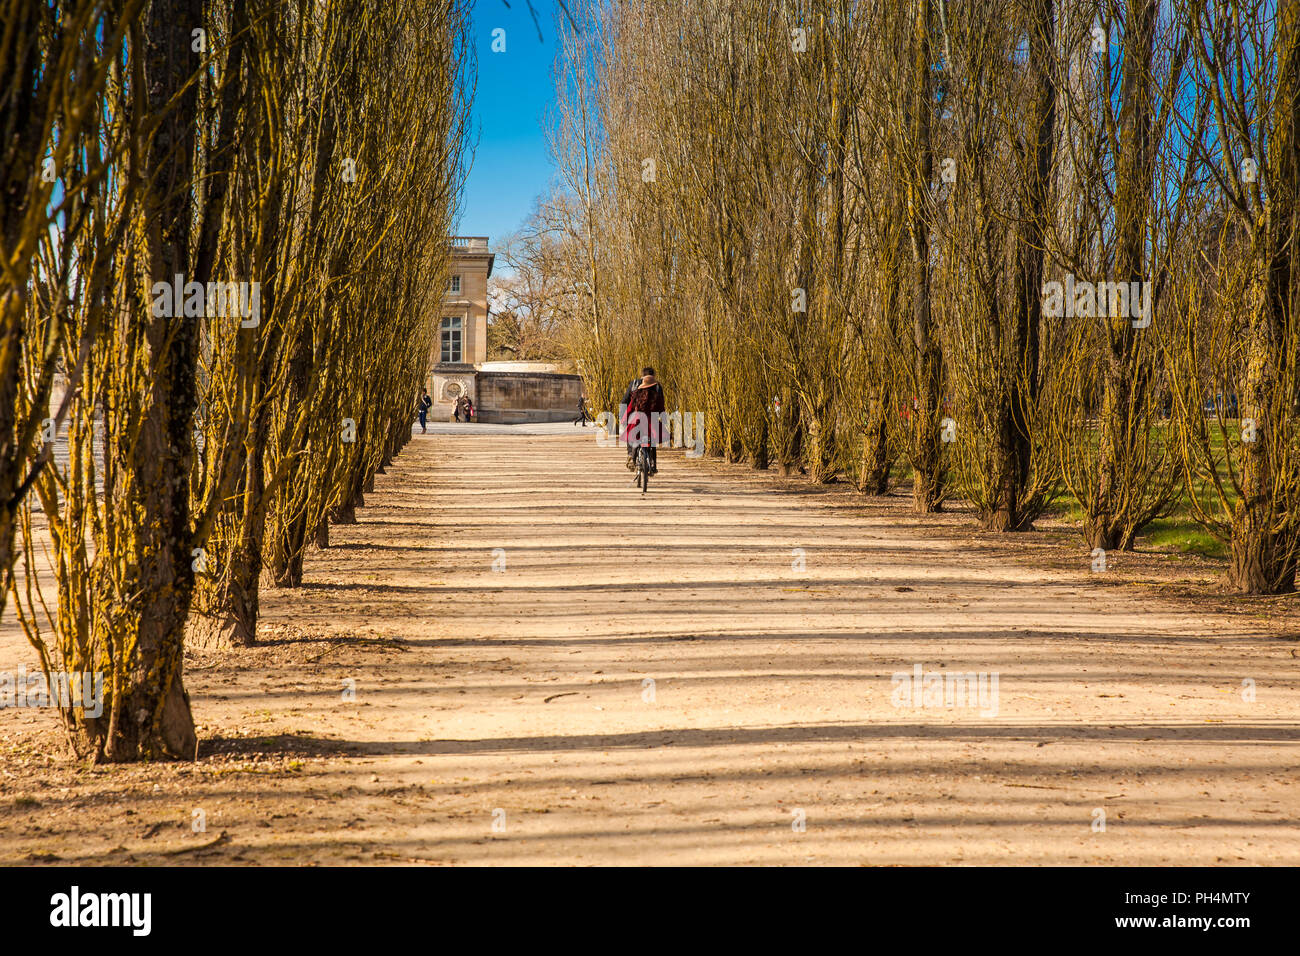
[417,388,432,433]
[574,395,592,426]
[464,396,475,421]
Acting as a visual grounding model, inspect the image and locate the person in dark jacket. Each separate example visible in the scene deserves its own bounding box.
[624,370,666,475]
[574,395,592,426]
[417,388,433,433]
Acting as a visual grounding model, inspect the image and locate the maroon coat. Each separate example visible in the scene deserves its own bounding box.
[623,381,666,446]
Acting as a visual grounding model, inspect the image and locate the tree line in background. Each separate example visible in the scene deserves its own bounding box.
[486,220,577,364]
[0,0,473,761]
[550,0,1300,595]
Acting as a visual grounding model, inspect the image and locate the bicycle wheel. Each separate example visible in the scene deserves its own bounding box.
[639,449,650,494]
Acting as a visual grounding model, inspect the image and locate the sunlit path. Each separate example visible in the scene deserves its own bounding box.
[7,428,1294,866]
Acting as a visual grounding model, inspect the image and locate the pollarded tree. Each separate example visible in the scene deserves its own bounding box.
[12,0,474,761]
[0,0,144,620]
[1169,0,1300,592]
[938,0,1066,530]
[1052,0,1186,550]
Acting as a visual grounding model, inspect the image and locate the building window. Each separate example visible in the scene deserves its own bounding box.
[447,274,461,294]
[440,316,462,363]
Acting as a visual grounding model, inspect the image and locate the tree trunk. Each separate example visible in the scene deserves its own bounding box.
[860,388,893,496]
[984,0,1055,532]
[1087,0,1155,550]
[0,1,59,617]
[1226,0,1300,593]
[752,415,769,470]
[82,0,204,762]
[192,382,273,646]
[908,0,944,513]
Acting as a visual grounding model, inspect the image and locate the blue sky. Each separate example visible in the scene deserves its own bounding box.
[458,1,570,245]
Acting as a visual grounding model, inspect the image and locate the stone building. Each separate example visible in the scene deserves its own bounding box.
[428,236,494,420]
[428,236,583,424]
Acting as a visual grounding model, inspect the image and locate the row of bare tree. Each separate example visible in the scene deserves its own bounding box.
[1,0,472,760]
[486,223,575,363]
[550,0,1300,594]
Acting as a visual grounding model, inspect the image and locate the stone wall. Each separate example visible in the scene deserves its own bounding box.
[475,371,584,424]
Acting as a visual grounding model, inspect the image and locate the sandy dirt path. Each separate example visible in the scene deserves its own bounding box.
[2,428,1298,865]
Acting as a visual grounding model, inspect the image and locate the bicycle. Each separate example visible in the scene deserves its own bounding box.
[633,442,653,494]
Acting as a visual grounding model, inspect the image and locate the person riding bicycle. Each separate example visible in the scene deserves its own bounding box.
[624,369,665,475]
